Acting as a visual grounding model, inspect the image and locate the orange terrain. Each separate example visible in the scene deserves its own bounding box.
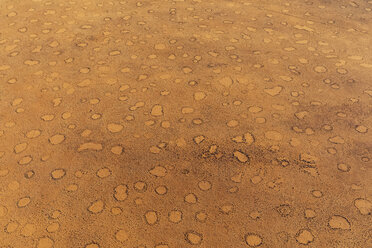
[0,0,371,247]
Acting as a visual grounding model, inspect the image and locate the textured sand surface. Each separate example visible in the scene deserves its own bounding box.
[0,0,372,247]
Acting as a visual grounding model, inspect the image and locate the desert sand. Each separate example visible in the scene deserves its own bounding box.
[0,0,371,247]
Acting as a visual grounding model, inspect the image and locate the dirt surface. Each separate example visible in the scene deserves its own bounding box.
[0,0,371,247]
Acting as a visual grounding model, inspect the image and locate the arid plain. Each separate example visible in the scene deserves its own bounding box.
[0,0,371,247]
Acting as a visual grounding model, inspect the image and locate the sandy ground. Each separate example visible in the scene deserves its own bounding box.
[0,0,371,247]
